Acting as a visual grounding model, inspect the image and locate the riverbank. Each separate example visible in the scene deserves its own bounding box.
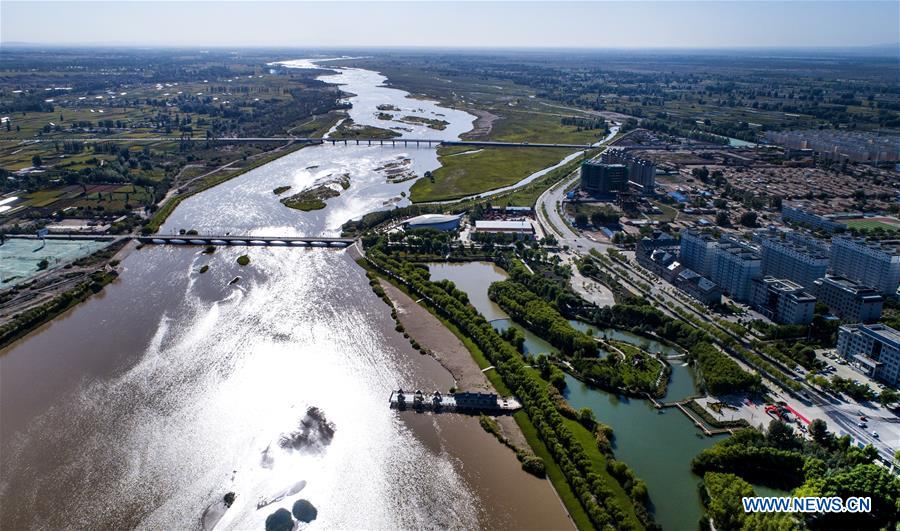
[363,269,575,529]
[145,142,308,233]
[0,238,130,351]
[379,280,492,393]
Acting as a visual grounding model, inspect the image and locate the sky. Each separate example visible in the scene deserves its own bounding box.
[1,1,898,49]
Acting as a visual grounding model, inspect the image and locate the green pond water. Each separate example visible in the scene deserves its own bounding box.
[0,238,111,286]
[428,261,724,530]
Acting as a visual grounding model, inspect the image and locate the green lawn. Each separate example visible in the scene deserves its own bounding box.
[846,219,899,232]
[410,105,606,202]
[410,146,572,202]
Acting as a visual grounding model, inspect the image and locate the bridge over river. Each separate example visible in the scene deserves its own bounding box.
[5,137,597,150]
[137,235,354,247]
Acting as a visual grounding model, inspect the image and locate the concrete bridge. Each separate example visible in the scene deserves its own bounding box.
[136,235,354,247]
[7,137,597,149]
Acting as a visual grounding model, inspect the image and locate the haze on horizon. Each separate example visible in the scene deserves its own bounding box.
[1,0,898,50]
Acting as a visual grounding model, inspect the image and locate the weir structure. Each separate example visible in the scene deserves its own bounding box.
[389,389,522,414]
[136,235,354,247]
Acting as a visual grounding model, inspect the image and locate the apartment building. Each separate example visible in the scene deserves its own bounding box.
[830,237,900,296]
[837,323,900,388]
[813,275,883,323]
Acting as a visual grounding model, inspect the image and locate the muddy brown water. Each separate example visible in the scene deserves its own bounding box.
[0,61,569,530]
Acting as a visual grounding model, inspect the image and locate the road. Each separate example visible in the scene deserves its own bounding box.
[532,147,899,463]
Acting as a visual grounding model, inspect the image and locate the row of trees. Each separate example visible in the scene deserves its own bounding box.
[688,342,761,395]
[366,245,654,530]
[488,280,598,358]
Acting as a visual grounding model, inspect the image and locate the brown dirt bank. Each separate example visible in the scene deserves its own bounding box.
[378,279,574,530]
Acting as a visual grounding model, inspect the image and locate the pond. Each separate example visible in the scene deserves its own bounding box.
[427,260,722,530]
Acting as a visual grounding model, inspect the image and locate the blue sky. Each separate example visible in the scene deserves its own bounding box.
[2,1,898,49]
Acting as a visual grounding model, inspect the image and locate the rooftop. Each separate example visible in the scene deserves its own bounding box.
[818,275,882,297]
[860,324,900,348]
[475,220,533,232]
[405,214,462,226]
[833,236,900,256]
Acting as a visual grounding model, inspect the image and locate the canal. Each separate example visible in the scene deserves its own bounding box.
[428,260,723,530]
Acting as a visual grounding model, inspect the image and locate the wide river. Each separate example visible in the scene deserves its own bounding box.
[0,60,572,530]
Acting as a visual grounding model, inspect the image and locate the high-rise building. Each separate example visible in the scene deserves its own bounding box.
[679,229,718,276]
[837,324,900,388]
[830,237,900,296]
[710,236,762,302]
[580,161,628,197]
[600,148,656,194]
[759,233,830,291]
[750,277,816,325]
[813,275,884,323]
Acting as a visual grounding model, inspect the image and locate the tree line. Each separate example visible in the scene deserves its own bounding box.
[365,244,655,530]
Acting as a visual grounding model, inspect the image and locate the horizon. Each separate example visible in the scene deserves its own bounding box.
[2,1,899,49]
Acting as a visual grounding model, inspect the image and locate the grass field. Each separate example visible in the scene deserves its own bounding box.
[515,410,594,531]
[410,109,605,202]
[411,146,573,202]
[845,219,900,232]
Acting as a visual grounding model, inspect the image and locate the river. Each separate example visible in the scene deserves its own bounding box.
[0,60,570,530]
[428,261,724,531]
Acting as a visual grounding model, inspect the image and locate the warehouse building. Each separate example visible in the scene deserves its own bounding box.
[474,220,535,240]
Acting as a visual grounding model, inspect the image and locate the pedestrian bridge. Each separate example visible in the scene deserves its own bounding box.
[137,235,354,247]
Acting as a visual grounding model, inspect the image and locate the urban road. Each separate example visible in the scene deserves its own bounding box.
[532,133,899,465]
[1,137,596,149]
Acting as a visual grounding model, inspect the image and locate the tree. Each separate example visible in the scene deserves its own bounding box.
[808,419,830,445]
[265,508,294,531]
[766,419,800,450]
[578,407,596,429]
[739,211,758,227]
[574,212,589,227]
[703,472,754,530]
[31,155,42,167]
[691,166,710,182]
[715,211,731,227]
[878,388,898,407]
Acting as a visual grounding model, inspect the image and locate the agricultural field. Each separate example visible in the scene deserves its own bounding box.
[0,48,347,233]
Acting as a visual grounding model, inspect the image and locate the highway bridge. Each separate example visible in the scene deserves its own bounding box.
[136,235,354,247]
[3,137,597,149]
